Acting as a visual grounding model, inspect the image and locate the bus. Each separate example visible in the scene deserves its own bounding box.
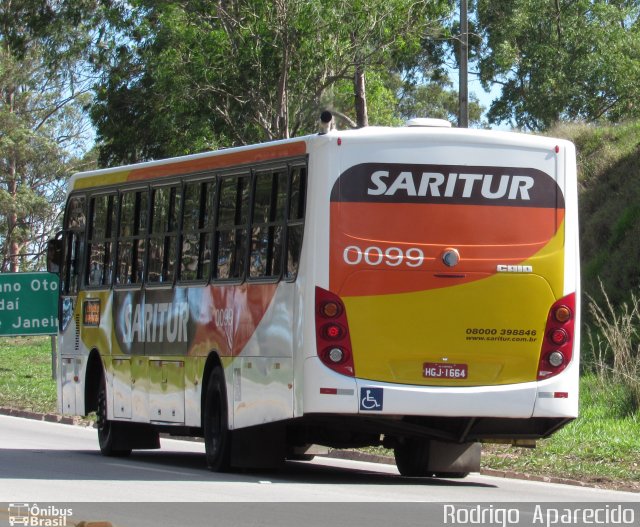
[47,117,580,476]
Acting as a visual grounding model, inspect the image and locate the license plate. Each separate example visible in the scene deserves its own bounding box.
[423,362,468,379]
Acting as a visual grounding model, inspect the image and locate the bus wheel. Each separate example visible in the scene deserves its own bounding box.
[204,367,231,472]
[96,376,132,457]
[393,438,432,477]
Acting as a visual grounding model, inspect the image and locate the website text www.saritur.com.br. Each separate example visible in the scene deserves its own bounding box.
[465,327,538,344]
[466,335,537,343]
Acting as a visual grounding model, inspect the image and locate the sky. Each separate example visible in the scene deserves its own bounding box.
[463,69,508,130]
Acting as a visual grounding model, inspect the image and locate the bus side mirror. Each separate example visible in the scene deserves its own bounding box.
[47,231,63,274]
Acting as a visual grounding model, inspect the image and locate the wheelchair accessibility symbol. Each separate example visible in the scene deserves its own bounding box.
[360,387,383,411]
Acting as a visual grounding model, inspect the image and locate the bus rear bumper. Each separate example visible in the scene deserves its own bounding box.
[303,357,578,419]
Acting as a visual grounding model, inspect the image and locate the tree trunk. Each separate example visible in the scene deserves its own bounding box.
[6,86,20,272]
[276,44,290,139]
[8,166,19,273]
[273,0,290,139]
[354,64,368,128]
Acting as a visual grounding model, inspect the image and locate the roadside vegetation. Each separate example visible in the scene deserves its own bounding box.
[0,337,56,413]
[478,123,640,491]
[482,374,640,491]
[553,121,640,316]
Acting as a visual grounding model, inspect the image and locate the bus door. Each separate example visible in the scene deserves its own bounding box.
[58,193,87,413]
[145,183,187,424]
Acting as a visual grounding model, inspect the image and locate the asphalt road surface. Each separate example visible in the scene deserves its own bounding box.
[0,415,637,527]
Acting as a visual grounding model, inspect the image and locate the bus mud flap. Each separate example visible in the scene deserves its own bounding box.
[115,422,160,450]
[231,423,286,469]
[428,440,481,474]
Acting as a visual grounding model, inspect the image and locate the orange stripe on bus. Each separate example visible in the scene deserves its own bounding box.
[128,142,307,181]
[329,202,565,296]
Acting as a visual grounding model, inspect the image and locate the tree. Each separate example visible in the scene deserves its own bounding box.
[91,0,338,163]
[0,1,108,271]
[321,0,453,128]
[91,0,458,165]
[328,70,485,128]
[477,0,640,130]
[396,78,484,126]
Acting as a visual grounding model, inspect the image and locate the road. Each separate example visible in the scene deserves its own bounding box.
[0,415,637,526]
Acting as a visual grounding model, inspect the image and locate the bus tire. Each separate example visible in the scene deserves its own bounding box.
[393,438,432,477]
[204,367,231,472]
[96,376,132,457]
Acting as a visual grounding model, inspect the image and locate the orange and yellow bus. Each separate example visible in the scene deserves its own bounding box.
[48,117,579,476]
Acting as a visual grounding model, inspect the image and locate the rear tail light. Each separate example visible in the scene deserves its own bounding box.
[537,293,575,380]
[327,347,345,363]
[547,351,565,368]
[554,305,572,323]
[315,287,355,377]
[322,323,346,340]
[549,328,569,345]
[320,301,341,318]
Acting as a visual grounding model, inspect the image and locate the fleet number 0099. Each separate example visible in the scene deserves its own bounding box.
[343,245,425,267]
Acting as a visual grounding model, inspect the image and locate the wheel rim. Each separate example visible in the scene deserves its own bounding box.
[209,390,222,457]
[204,369,230,471]
[97,381,112,445]
[97,386,107,430]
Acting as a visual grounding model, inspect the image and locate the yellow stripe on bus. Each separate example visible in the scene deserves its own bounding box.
[344,224,565,386]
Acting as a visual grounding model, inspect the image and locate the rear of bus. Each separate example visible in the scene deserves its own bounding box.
[304,126,579,453]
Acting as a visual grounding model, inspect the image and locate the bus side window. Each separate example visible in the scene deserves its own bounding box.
[285,165,307,281]
[249,169,287,279]
[180,180,215,282]
[87,194,116,287]
[148,185,181,284]
[216,175,249,280]
[116,189,148,285]
[61,195,86,295]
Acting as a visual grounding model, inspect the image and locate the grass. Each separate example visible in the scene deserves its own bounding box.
[481,375,640,490]
[0,336,57,413]
[586,282,640,413]
[0,337,638,491]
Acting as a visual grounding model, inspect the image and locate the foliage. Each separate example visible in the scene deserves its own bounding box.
[587,282,640,414]
[90,0,460,165]
[476,1,640,130]
[319,0,452,128]
[482,375,640,488]
[396,77,484,126]
[0,0,105,271]
[549,121,640,313]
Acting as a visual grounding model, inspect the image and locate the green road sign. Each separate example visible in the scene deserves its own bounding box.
[0,272,59,336]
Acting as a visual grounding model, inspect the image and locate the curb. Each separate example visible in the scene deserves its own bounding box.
[0,407,631,492]
[0,407,93,427]
[479,468,592,488]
